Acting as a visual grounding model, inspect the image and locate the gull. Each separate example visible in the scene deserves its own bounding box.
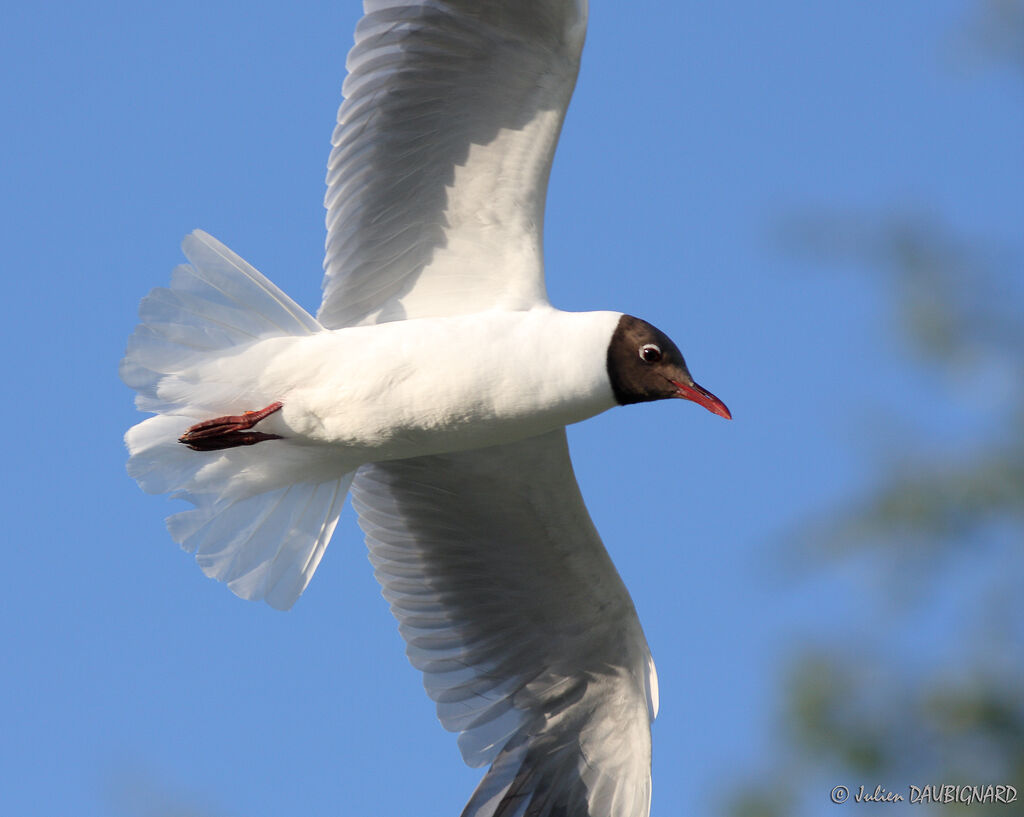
[121,2,731,816]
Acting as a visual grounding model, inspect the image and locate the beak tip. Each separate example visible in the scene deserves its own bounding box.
[671,379,731,420]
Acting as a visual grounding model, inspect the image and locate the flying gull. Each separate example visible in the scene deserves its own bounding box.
[121,2,731,815]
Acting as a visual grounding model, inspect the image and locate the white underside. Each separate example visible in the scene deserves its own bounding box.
[155,309,619,460]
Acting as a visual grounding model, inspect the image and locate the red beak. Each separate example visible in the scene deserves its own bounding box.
[671,380,732,420]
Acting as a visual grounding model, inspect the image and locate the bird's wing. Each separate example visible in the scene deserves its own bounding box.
[319,0,588,329]
[352,429,658,817]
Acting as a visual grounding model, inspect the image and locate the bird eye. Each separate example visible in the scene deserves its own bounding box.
[639,343,662,363]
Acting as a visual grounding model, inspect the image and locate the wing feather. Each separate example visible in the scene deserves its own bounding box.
[352,429,656,817]
[319,0,589,328]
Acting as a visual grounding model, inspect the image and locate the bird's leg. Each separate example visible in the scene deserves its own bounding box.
[178,401,285,451]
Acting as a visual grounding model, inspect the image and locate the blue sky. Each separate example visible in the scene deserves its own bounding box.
[2,2,1020,816]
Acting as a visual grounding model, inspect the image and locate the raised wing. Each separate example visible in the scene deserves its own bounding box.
[319,0,589,329]
[352,430,658,817]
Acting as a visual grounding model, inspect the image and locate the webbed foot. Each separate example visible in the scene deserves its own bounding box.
[179,401,284,451]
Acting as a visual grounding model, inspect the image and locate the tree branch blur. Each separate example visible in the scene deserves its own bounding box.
[720,2,1024,815]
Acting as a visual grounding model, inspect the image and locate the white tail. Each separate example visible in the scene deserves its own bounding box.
[122,231,353,609]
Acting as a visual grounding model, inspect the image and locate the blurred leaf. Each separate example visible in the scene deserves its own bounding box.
[716,4,1024,814]
[956,0,1024,74]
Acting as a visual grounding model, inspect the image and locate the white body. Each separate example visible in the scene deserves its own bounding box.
[192,309,619,459]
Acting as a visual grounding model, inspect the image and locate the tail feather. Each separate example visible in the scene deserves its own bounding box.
[122,231,353,610]
[175,230,321,338]
[121,230,320,413]
[170,473,354,610]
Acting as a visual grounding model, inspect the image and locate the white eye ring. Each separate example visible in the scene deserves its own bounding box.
[639,343,662,363]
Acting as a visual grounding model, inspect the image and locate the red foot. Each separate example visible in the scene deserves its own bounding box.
[179,402,284,451]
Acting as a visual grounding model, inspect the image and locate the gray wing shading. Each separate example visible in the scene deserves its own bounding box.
[352,429,658,817]
[319,0,589,328]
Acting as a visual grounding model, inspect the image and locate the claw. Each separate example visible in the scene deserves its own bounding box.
[179,401,284,451]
